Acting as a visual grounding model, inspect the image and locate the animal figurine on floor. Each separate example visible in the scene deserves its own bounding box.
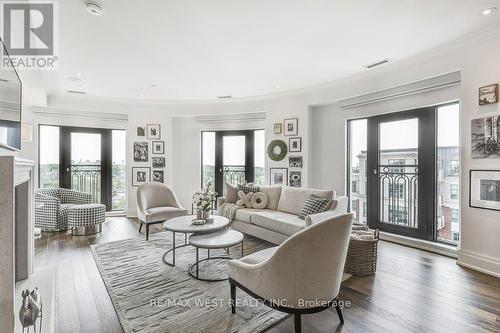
[19,288,42,333]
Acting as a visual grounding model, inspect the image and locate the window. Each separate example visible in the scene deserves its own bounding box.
[201,132,216,191]
[347,119,367,214]
[362,202,367,217]
[39,125,60,188]
[112,130,126,210]
[389,209,408,224]
[436,103,460,243]
[254,130,265,185]
[450,160,459,176]
[351,200,358,221]
[388,159,405,174]
[450,184,459,200]
[352,181,358,193]
[389,182,405,199]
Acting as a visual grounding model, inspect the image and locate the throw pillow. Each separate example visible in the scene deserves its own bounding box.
[251,192,268,209]
[236,190,254,208]
[298,194,332,220]
[237,184,259,194]
[225,183,238,203]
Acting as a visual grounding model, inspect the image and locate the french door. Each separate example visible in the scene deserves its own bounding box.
[366,108,436,240]
[60,126,113,210]
[214,130,255,196]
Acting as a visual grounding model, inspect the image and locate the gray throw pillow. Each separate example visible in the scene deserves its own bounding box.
[225,183,238,203]
[298,194,332,220]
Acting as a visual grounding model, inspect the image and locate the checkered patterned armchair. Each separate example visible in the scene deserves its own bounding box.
[35,188,92,231]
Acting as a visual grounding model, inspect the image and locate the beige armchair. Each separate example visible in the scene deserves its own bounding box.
[136,183,187,240]
[228,213,353,333]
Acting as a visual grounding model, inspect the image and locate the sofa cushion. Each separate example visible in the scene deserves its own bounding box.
[234,208,268,223]
[251,192,268,209]
[258,185,282,210]
[145,207,188,223]
[298,194,332,220]
[225,183,238,203]
[237,184,259,194]
[277,186,335,215]
[251,211,306,236]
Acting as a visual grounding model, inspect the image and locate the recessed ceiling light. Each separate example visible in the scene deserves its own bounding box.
[276,85,280,89]
[140,92,145,97]
[75,72,82,77]
[482,7,497,15]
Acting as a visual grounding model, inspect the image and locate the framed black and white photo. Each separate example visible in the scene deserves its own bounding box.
[137,126,145,137]
[289,156,303,168]
[270,168,288,186]
[152,156,166,168]
[273,123,282,134]
[479,84,498,105]
[152,141,165,154]
[470,170,500,211]
[152,170,164,183]
[147,124,161,139]
[133,142,148,162]
[284,118,298,136]
[289,137,302,152]
[471,116,500,158]
[289,170,302,187]
[132,167,150,186]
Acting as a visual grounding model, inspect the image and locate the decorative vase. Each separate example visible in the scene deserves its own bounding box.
[196,210,210,220]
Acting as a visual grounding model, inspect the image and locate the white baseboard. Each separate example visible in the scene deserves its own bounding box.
[379,231,458,258]
[126,208,137,218]
[457,249,500,278]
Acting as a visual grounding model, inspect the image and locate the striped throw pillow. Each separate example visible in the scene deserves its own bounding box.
[298,194,332,220]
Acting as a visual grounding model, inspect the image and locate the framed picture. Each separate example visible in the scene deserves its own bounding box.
[134,142,148,162]
[479,84,498,105]
[137,126,145,137]
[270,168,288,186]
[132,167,150,186]
[289,156,303,168]
[147,124,161,139]
[152,156,166,168]
[152,141,165,154]
[289,137,302,152]
[471,116,500,158]
[273,123,282,134]
[289,170,302,187]
[284,118,298,136]
[470,170,500,211]
[152,170,164,183]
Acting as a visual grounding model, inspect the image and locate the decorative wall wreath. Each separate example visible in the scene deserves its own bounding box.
[267,139,288,161]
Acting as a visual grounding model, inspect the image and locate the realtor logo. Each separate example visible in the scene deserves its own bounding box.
[1,1,59,70]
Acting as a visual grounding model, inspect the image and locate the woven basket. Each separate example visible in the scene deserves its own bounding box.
[344,224,379,276]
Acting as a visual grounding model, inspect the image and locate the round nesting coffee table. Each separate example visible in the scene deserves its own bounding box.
[162,215,229,266]
[188,229,244,282]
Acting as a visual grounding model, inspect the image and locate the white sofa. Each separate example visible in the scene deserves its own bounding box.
[217,186,348,244]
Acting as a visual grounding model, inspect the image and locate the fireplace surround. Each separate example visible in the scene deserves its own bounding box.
[0,156,35,332]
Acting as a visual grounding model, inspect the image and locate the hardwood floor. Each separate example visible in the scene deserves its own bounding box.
[33,217,500,333]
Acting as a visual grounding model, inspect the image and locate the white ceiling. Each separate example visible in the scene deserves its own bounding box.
[45,0,500,101]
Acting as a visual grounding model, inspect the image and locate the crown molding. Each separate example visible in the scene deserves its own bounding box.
[31,106,128,121]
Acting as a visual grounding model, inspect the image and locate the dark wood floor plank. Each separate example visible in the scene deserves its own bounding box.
[31,217,500,333]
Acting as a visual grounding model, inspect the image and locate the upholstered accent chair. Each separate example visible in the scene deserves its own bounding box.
[136,183,188,240]
[34,188,92,231]
[228,213,353,333]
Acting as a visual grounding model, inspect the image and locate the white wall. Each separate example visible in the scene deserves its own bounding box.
[14,24,500,277]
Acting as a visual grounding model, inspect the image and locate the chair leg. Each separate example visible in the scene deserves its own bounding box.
[230,282,236,314]
[294,314,302,333]
[146,224,150,241]
[138,222,143,234]
[335,300,344,325]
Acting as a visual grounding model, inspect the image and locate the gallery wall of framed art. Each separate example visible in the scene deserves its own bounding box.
[133,123,166,186]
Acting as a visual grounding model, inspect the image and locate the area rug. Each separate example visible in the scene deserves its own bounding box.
[91,232,289,333]
[91,232,351,333]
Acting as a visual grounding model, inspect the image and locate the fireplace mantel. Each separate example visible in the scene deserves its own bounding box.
[0,156,35,333]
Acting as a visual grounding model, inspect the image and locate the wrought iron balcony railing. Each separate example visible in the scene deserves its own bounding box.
[71,165,101,203]
[379,164,418,228]
[223,165,246,191]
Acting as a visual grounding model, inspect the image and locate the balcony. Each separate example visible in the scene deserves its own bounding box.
[71,165,101,203]
[223,165,246,187]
